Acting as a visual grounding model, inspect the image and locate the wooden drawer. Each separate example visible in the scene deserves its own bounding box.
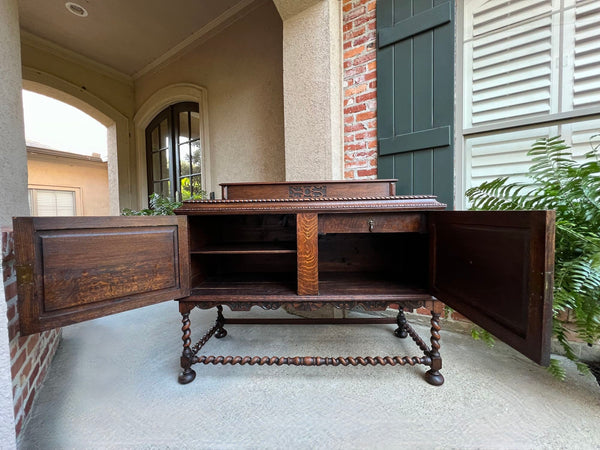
[318,213,425,234]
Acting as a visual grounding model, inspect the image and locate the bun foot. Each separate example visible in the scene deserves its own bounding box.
[424,369,444,386]
[394,327,408,338]
[215,328,228,339]
[178,368,196,385]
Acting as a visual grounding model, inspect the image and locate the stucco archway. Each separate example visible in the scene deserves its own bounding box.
[22,69,130,214]
[134,83,211,205]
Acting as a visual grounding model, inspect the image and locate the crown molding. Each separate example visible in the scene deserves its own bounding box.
[20,0,267,85]
[132,0,264,80]
[20,30,134,85]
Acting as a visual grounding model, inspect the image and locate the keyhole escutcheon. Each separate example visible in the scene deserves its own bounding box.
[368,218,375,232]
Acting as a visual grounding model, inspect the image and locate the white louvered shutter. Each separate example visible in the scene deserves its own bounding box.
[464,125,556,192]
[464,0,558,128]
[561,118,600,160]
[562,0,600,110]
[460,0,600,208]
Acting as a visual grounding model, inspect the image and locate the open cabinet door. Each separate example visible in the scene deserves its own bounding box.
[14,216,190,335]
[429,211,555,365]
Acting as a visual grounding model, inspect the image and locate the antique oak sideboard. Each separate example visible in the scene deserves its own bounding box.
[13,180,555,386]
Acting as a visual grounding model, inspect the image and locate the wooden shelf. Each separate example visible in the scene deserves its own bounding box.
[191,242,296,255]
[318,272,427,297]
[189,272,430,302]
[191,274,297,297]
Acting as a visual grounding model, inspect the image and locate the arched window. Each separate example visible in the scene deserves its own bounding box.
[145,102,204,200]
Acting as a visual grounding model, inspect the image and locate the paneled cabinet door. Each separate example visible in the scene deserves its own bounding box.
[429,211,555,365]
[14,216,190,335]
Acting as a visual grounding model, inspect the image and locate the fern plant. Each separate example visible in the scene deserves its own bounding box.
[122,193,183,216]
[466,135,600,379]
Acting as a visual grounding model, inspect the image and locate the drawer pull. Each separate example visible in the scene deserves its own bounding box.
[368,219,375,232]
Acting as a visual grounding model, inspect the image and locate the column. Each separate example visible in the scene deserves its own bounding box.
[0,0,28,446]
[274,0,343,181]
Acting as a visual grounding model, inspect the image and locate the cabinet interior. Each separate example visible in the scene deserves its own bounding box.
[189,214,298,294]
[318,233,429,294]
[187,214,429,298]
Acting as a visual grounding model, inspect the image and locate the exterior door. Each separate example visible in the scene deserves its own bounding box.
[145,102,203,201]
[429,210,555,365]
[14,216,190,335]
[376,0,454,208]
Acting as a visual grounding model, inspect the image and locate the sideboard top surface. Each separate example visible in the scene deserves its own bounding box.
[175,195,446,215]
[179,179,445,214]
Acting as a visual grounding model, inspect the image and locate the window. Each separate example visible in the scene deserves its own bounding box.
[458,0,600,207]
[145,102,204,201]
[29,189,76,216]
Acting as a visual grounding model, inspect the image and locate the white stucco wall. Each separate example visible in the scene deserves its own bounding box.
[134,1,285,195]
[274,0,343,181]
[0,0,27,445]
[0,0,29,227]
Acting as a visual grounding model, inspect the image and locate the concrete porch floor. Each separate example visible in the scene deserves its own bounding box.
[19,301,600,449]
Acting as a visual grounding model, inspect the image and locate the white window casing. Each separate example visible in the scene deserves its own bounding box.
[29,188,77,216]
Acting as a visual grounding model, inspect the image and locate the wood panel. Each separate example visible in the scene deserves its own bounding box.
[296,213,319,295]
[14,216,189,335]
[429,210,555,365]
[41,229,179,311]
[221,180,396,199]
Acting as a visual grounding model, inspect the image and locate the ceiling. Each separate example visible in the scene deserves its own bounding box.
[18,0,250,77]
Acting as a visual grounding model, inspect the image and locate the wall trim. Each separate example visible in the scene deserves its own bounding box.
[132,0,264,80]
[20,31,133,85]
[133,83,211,204]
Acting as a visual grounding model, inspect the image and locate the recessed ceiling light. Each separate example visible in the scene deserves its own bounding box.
[65,2,88,17]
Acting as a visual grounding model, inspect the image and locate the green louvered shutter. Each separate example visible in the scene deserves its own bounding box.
[377,0,454,208]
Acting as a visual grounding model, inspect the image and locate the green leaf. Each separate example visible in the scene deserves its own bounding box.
[443,305,454,319]
[121,193,183,216]
[575,361,591,376]
[547,358,566,381]
[471,327,495,347]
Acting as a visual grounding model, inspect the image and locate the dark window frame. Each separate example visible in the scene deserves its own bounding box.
[145,102,202,201]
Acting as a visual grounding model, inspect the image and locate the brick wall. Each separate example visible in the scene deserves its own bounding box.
[341,2,471,323]
[343,0,378,179]
[2,231,61,437]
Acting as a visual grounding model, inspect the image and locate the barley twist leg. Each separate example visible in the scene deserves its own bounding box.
[424,311,444,386]
[178,308,197,384]
[215,305,228,339]
[394,309,409,338]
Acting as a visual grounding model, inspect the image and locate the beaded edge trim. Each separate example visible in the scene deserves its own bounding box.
[183,195,439,204]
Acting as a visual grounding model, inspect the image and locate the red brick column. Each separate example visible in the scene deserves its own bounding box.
[2,231,61,437]
[343,0,378,179]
